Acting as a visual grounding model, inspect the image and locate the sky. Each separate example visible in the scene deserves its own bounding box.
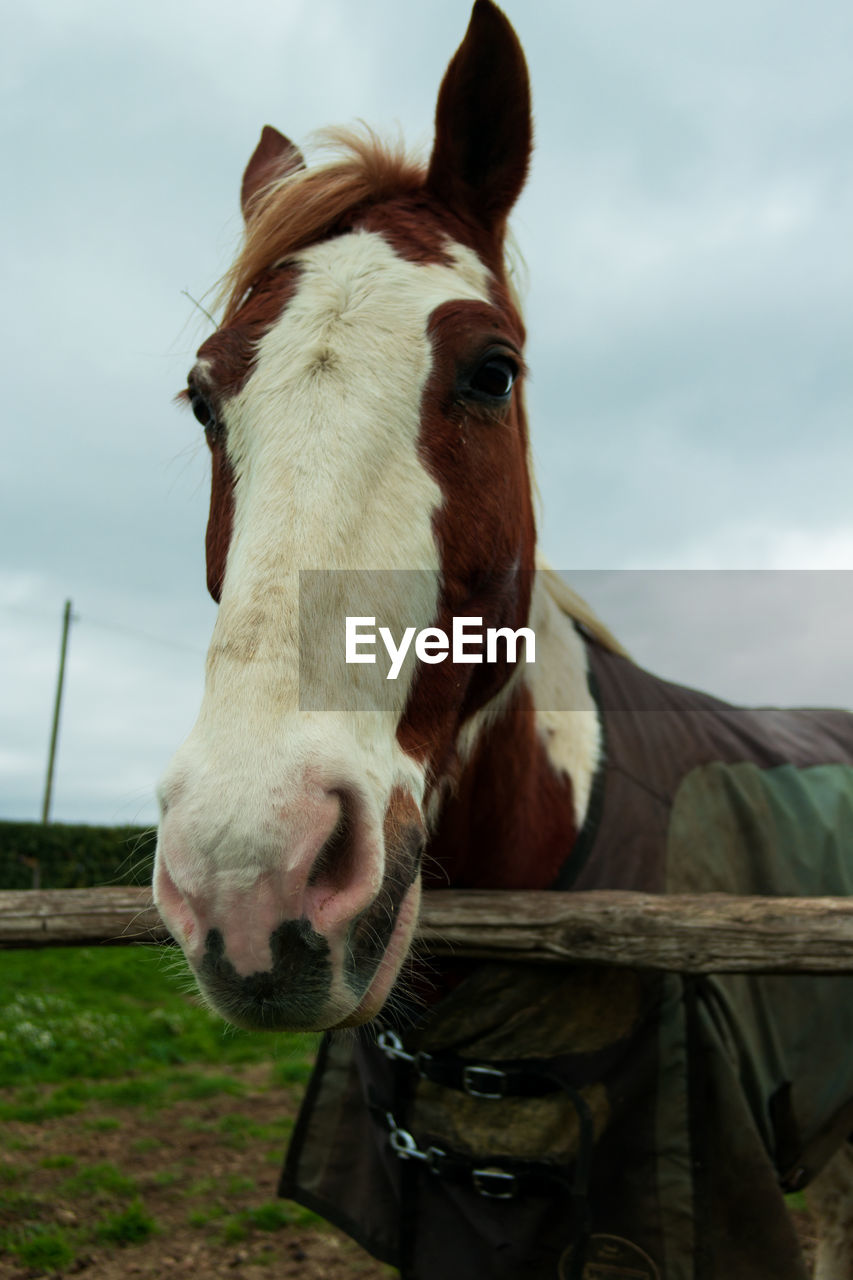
[2,0,852,825]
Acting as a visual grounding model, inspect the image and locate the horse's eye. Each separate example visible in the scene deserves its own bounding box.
[468,356,518,401]
[189,389,217,433]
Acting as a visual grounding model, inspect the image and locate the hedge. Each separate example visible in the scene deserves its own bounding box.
[0,822,156,891]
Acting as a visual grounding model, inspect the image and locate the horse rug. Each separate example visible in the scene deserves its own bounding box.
[279,638,853,1279]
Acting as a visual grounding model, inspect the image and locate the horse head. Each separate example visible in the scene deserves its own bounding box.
[154,1,591,1031]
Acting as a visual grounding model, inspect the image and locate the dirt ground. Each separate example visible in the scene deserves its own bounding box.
[0,1061,819,1279]
[0,1064,391,1280]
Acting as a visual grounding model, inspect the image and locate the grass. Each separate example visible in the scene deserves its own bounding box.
[0,945,319,1127]
[217,1200,316,1244]
[60,1161,137,1200]
[0,945,323,1273]
[40,1154,76,1170]
[0,946,319,1092]
[130,1137,160,1154]
[95,1201,159,1246]
[10,1228,75,1271]
[84,1115,122,1131]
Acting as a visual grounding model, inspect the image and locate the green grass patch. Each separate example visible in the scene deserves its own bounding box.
[0,946,320,1088]
[0,945,318,1263]
[217,1199,322,1243]
[8,1227,75,1271]
[225,1174,256,1195]
[91,1077,168,1108]
[185,1175,218,1197]
[220,1216,250,1244]
[218,1112,290,1142]
[264,1144,290,1164]
[0,1189,48,1221]
[39,1154,76,1170]
[179,1115,217,1136]
[95,1200,158,1245]
[0,1051,308,1127]
[130,1137,160,1155]
[0,1077,165,1122]
[60,1161,137,1200]
[0,1091,86,1123]
[187,1204,226,1228]
[249,1246,277,1266]
[0,1195,53,1261]
[244,1202,295,1231]
[111,1078,172,1108]
[272,1056,316,1086]
[169,1071,250,1101]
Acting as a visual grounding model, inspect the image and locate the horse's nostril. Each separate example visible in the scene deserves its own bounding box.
[307,789,357,895]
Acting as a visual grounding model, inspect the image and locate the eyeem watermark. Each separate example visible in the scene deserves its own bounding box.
[346,616,536,680]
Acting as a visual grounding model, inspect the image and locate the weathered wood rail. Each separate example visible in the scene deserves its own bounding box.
[4,887,853,973]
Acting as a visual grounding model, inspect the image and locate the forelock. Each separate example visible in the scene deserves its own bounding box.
[217,128,427,323]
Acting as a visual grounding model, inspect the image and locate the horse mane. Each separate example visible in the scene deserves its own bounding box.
[537,557,629,657]
[218,127,427,323]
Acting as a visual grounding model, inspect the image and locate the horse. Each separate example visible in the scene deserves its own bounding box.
[153,3,853,1276]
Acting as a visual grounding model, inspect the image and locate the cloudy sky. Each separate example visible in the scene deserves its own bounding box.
[3,0,852,825]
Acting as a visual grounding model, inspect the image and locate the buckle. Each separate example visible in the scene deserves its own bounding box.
[472,1166,518,1199]
[463,1063,507,1100]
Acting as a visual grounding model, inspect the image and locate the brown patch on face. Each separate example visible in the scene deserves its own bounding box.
[423,683,576,891]
[343,787,425,987]
[356,194,505,275]
[382,786,426,867]
[396,290,536,790]
[205,439,234,604]
[196,265,302,400]
[193,265,301,603]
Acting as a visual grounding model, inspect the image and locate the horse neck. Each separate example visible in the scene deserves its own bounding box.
[422,571,601,891]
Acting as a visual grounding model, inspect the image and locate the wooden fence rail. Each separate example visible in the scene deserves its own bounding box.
[3,887,853,974]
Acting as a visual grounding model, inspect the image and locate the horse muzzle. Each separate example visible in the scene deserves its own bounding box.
[153,778,425,1031]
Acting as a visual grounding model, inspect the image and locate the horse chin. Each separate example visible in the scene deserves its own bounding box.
[332,878,422,1029]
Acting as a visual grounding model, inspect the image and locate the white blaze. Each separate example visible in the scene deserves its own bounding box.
[158,231,493,893]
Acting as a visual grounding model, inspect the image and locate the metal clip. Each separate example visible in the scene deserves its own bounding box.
[463,1063,507,1100]
[385,1112,446,1170]
[377,1029,415,1065]
[377,1031,437,1084]
[386,1112,426,1161]
[472,1166,518,1199]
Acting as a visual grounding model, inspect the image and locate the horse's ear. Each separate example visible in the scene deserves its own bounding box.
[426,0,532,235]
[241,126,305,220]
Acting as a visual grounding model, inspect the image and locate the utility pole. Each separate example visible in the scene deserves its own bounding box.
[42,598,73,825]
